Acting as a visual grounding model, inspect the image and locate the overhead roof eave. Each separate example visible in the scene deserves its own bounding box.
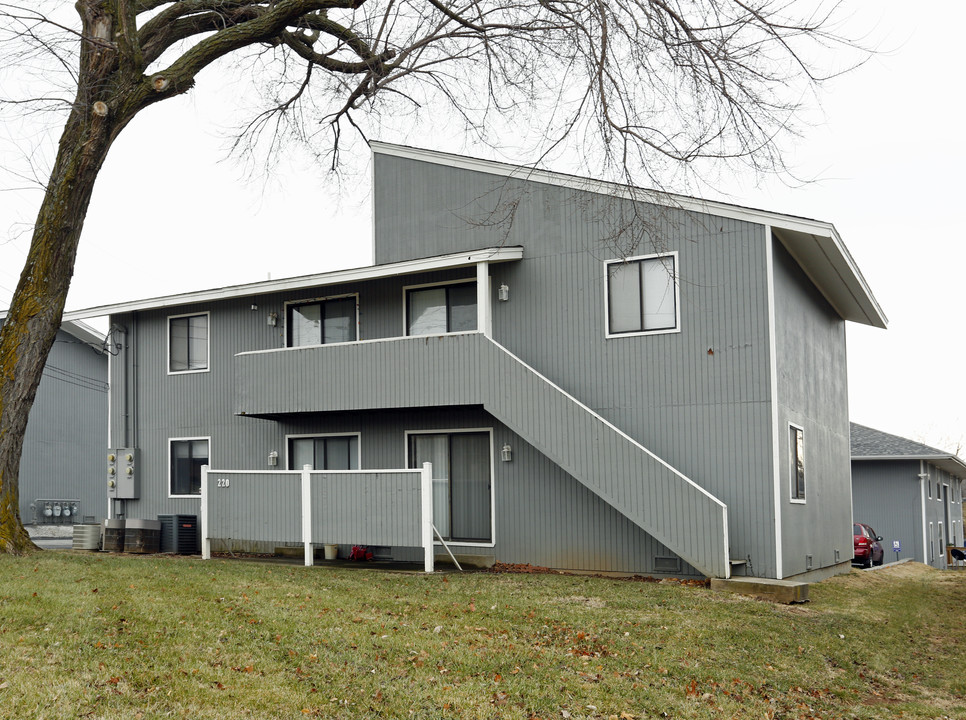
[63,246,524,320]
[853,455,966,479]
[0,313,105,352]
[771,227,887,329]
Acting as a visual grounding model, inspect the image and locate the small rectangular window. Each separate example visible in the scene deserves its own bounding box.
[170,438,208,496]
[169,313,208,372]
[406,282,477,336]
[606,254,678,336]
[790,425,805,501]
[289,435,359,470]
[287,297,357,347]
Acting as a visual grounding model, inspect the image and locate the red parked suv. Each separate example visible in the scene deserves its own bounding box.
[853,522,884,568]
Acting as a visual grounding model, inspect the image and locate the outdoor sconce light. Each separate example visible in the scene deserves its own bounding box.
[498,284,509,302]
[501,444,512,462]
[267,311,278,327]
[268,450,278,467]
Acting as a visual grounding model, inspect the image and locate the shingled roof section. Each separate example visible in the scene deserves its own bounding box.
[850,422,950,459]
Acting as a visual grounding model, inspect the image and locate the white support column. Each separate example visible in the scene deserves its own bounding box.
[421,462,434,573]
[302,464,313,567]
[476,261,491,338]
[200,464,210,560]
[920,462,929,564]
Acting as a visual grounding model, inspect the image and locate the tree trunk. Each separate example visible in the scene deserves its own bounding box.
[0,1,124,554]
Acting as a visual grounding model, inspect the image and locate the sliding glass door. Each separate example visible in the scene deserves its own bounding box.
[408,432,491,543]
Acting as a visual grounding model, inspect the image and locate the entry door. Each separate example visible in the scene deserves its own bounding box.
[409,432,491,543]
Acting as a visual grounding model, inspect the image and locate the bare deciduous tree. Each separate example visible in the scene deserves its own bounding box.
[0,0,861,553]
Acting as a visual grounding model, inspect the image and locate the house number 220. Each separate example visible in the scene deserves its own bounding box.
[216,478,230,488]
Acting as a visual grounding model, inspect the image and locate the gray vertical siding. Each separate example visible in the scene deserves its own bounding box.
[203,469,424,548]
[205,471,302,543]
[773,240,852,577]
[233,333,728,576]
[851,460,923,564]
[16,326,108,523]
[313,471,422,546]
[105,150,861,579]
[373,153,777,575]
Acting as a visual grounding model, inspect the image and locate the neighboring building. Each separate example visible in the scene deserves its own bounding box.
[65,143,886,579]
[851,422,965,569]
[0,315,109,525]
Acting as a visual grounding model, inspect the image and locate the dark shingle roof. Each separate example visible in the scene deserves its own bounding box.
[850,422,948,458]
[851,422,966,478]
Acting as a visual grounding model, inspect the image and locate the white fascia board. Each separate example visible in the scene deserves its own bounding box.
[63,246,524,320]
[372,142,888,330]
[853,455,966,479]
[63,319,107,349]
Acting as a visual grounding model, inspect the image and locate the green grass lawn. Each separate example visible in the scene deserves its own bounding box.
[0,553,962,719]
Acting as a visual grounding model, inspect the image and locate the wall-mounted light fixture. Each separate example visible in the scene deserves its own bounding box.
[251,304,258,311]
[498,284,509,302]
[501,444,512,462]
[267,311,278,327]
[268,450,278,467]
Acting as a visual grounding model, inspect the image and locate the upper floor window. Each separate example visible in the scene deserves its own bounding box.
[170,437,208,496]
[605,253,679,336]
[168,312,208,373]
[289,434,359,470]
[406,281,476,336]
[287,296,357,347]
[790,424,806,502]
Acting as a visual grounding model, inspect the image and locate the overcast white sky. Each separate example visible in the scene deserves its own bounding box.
[1,1,963,453]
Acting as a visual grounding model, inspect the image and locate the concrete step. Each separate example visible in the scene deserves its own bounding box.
[710,577,808,604]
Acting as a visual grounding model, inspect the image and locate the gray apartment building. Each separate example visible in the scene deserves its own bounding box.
[0,316,108,525]
[851,422,965,569]
[65,143,886,579]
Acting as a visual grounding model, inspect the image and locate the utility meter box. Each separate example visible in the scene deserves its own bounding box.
[107,448,139,499]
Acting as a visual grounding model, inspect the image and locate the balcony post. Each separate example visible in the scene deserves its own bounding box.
[201,464,210,560]
[476,262,491,337]
[302,464,313,567]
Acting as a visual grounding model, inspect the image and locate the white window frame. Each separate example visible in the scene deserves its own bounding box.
[603,251,681,339]
[404,427,495,548]
[401,278,478,337]
[284,432,362,470]
[283,293,359,347]
[168,436,211,498]
[789,422,806,504]
[167,311,210,375]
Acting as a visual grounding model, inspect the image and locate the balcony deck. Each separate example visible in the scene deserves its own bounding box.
[233,332,730,578]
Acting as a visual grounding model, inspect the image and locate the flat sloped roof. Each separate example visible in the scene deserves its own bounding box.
[63,246,524,320]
